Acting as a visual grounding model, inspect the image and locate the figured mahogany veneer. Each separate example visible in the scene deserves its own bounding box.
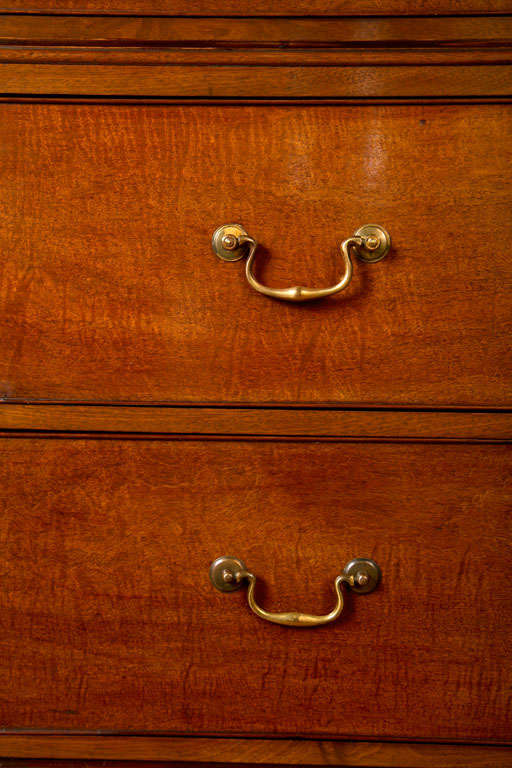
[0,103,510,407]
[0,437,510,741]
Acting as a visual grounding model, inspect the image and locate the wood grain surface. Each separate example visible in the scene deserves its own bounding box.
[1,735,512,767]
[0,404,511,441]
[1,16,510,46]
[2,48,512,67]
[2,63,511,98]
[2,5,511,764]
[0,103,510,406]
[0,437,510,740]
[0,0,509,15]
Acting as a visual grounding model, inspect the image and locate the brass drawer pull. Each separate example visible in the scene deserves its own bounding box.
[209,556,380,628]
[212,223,390,303]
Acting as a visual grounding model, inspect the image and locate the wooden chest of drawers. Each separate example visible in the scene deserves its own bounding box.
[0,3,511,767]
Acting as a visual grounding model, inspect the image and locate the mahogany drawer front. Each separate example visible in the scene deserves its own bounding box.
[0,437,510,741]
[0,103,510,407]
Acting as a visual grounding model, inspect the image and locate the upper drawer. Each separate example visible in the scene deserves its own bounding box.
[1,103,510,406]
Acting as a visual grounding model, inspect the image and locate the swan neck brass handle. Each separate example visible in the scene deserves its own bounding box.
[212,223,391,303]
[209,556,380,628]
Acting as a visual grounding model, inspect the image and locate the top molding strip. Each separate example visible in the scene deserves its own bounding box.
[1,16,512,46]
[0,1,511,15]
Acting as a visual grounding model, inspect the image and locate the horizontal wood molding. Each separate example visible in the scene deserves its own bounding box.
[0,404,510,440]
[0,735,511,766]
[1,63,511,98]
[3,48,512,66]
[1,16,510,98]
[2,48,511,66]
[0,1,509,15]
[1,16,511,46]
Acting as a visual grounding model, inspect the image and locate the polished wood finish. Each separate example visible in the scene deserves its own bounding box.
[0,103,510,406]
[1,15,510,97]
[0,0,509,15]
[1,735,512,767]
[0,404,511,440]
[1,7,510,767]
[1,16,511,46]
[0,437,510,740]
[3,63,511,98]
[4,48,512,67]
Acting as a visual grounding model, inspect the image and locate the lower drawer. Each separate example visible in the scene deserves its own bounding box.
[0,437,510,741]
